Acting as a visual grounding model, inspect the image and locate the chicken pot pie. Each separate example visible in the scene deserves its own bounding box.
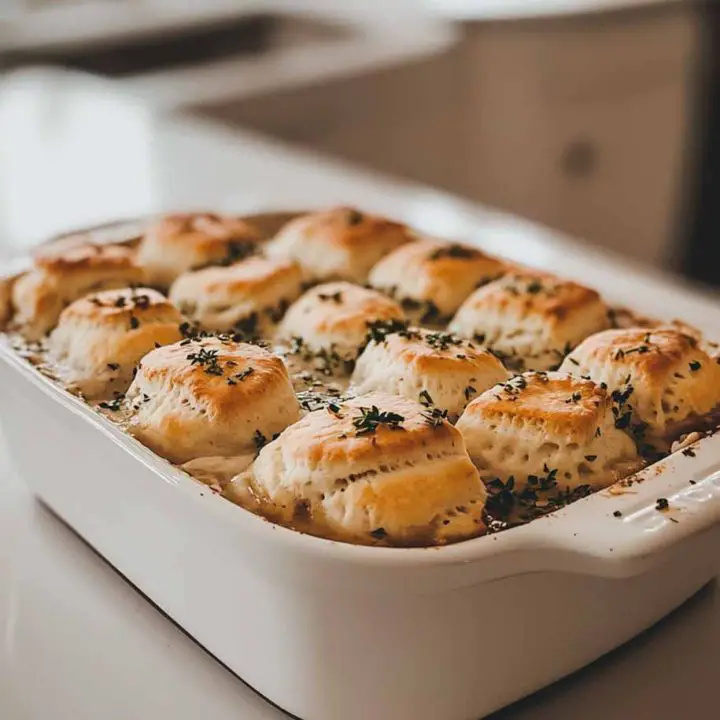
[351,324,509,419]
[278,282,405,373]
[48,287,183,399]
[125,337,302,463]
[368,239,506,325]
[457,372,642,500]
[226,392,487,546]
[137,213,261,288]
[559,328,720,451]
[4,209,719,549]
[11,243,145,340]
[169,256,303,336]
[449,271,610,371]
[264,207,414,283]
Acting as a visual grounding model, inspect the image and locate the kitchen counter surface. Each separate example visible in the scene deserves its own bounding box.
[1,69,719,720]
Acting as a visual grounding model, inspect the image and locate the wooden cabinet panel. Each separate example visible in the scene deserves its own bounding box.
[463,6,700,265]
[194,6,700,269]
[194,49,471,195]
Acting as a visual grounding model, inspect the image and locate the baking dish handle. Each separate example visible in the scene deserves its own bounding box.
[520,434,720,579]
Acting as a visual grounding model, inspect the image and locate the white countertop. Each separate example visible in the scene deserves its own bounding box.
[1,69,719,720]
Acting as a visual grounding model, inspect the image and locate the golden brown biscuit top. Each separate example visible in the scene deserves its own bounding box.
[466,272,603,324]
[282,206,413,250]
[33,233,97,263]
[150,212,260,255]
[283,392,459,468]
[177,256,301,297]
[567,327,702,378]
[291,282,404,336]
[137,337,291,418]
[35,243,138,276]
[61,287,181,327]
[463,371,609,440]
[367,325,502,374]
[389,239,504,280]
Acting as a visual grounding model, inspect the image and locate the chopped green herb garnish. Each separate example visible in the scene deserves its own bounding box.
[235,367,254,381]
[346,209,364,226]
[399,297,444,325]
[419,389,434,407]
[424,332,462,351]
[317,291,343,304]
[233,312,259,340]
[132,293,151,310]
[366,318,413,345]
[526,279,543,294]
[422,407,448,428]
[327,402,343,417]
[99,394,125,412]
[352,405,405,435]
[187,347,223,376]
[254,429,268,451]
[428,243,479,261]
[614,411,632,430]
[623,345,651,356]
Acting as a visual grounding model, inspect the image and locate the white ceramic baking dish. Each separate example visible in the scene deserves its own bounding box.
[1,224,720,720]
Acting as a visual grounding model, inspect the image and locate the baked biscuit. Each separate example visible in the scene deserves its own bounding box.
[368,239,506,324]
[169,256,303,335]
[137,213,260,288]
[11,244,144,340]
[265,207,413,283]
[126,337,301,463]
[48,287,183,399]
[278,282,405,372]
[559,328,720,449]
[351,324,509,419]
[227,392,487,546]
[0,276,11,330]
[33,233,95,262]
[457,372,641,495]
[449,271,609,371]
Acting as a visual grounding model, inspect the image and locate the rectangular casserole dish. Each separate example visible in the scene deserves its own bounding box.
[1,218,720,720]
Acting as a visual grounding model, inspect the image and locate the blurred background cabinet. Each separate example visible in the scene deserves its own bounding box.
[195,3,701,271]
[1,1,705,275]
[461,5,699,267]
